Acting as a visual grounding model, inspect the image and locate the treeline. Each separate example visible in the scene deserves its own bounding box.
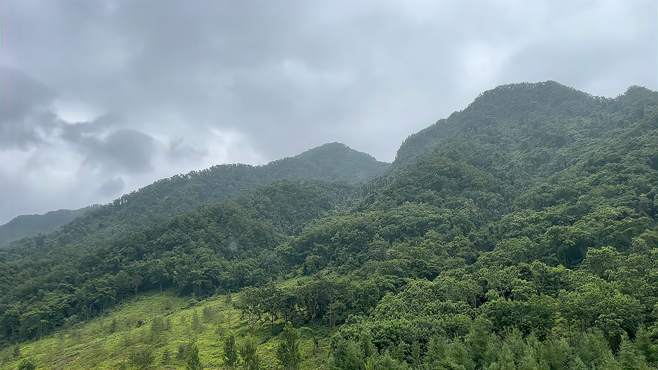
[330,320,656,369]
[238,275,390,328]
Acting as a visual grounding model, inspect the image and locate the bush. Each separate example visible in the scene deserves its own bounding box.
[17,359,36,370]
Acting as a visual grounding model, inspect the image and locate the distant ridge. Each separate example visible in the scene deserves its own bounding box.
[0,208,89,246]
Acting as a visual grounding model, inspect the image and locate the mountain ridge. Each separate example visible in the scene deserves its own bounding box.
[394,81,658,166]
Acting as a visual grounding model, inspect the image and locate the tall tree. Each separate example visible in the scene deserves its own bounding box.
[240,337,260,370]
[223,334,239,368]
[186,342,203,370]
[277,324,302,370]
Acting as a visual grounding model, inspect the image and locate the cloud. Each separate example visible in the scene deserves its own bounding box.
[0,67,57,149]
[76,129,157,173]
[167,138,207,163]
[0,0,656,222]
[98,177,125,197]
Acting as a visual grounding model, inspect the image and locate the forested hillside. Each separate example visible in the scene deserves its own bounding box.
[0,208,90,247]
[2,81,658,370]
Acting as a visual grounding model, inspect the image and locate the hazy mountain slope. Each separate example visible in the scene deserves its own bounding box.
[0,208,90,247]
[395,81,642,168]
[4,143,388,252]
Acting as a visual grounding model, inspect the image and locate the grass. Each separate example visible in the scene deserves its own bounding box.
[0,290,332,369]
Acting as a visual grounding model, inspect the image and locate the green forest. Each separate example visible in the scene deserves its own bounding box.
[1,81,658,369]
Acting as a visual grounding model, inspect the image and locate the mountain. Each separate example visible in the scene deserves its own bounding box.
[2,82,658,370]
[0,208,89,247]
[1,142,387,251]
[396,81,606,166]
[268,142,388,184]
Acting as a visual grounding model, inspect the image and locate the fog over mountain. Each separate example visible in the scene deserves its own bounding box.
[1,0,656,223]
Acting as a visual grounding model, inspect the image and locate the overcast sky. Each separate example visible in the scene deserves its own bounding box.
[0,0,656,223]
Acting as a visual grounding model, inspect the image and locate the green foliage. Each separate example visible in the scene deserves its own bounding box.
[161,348,171,364]
[186,342,203,370]
[332,338,364,370]
[128,347,155,370]
[223,333,239,368]
[16,359,36,370]
[191,311,203,332]
[277,324,302,370]
[239,337,260,370]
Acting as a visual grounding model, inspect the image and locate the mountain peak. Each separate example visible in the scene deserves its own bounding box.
[267,142,390,183]
[295,142,376,161]
[394,81,608,166]
[464,81,601,120]
[475,80,586,98]
[617,85,658,103]
[296,141,350,154]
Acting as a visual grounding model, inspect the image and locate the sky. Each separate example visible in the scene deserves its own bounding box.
[0,0,656,223]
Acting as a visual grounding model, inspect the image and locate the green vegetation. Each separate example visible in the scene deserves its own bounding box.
[0,291,332,369]
[0,180,358,341]
[2,81,658,369]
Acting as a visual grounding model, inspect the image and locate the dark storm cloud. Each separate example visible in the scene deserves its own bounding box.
[0,0,656,222]
[0,67,57,148]
[75,129,157,173]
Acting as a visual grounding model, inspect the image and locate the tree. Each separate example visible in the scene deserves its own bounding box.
[277,324,302,370]
[360,332,376,360]
[240,337,260,370]
[617,335,649,370]
[223,334,239,368]
[186,342,203,370]
[109,318,118,333]
[162,349,171,365]
[17,359,36,370]
[424,336,448,368]
[191,310,203,332]
[488,344,515,370]
[128,348,155,370]
[373,351,409,370]
[634,326,658,364]
[466,317,495,368]
[442,340,474,370]
[333,338,363,370]
[149,316,166,342]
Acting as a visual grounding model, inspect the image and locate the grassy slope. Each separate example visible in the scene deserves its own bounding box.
[0,288,332,370]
